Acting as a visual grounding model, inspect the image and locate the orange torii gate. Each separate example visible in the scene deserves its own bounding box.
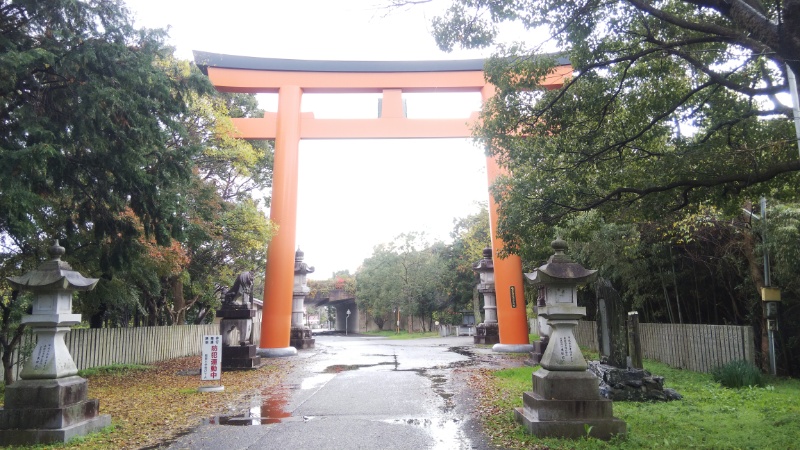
[194,51,571,356]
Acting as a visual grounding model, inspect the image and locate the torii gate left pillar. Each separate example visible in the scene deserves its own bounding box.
[261,85,302,356]
[194,52,572,356]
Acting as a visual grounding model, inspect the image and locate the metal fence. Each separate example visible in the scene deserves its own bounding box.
[531,319,755,373]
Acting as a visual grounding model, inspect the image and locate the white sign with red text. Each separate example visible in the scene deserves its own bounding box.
[201,335,222,381]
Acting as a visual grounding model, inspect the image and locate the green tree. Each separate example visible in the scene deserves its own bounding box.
[0,0,208,258]
[431,0,800,254]
[442,205,491,323]
[357,245,404,330]
[357,233,448,331]
[0,1,275,330]
[0,0,210,335]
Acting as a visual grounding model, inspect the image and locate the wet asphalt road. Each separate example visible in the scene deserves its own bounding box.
[163,333,507,450]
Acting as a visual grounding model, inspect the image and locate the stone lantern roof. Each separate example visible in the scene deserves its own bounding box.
[472,247,494,273]
[294,248,315,275]
[6,240,98,292]
[524,238,596,286]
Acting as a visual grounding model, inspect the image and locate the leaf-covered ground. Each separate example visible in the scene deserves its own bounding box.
[4,355,297,449]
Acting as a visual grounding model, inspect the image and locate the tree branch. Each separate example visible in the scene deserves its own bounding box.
[628,0,776,55]
[549,158,800,218]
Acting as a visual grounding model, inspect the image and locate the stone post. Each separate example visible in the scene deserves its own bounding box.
[529,285,551,364]
[515,238,626,440]
[626,312,643,369]
[289,249,315,349]
[473,247,500,345]
[595,279,628,368]
[0,241,111,445]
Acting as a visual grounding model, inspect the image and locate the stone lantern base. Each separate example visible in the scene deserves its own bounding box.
[0,376,111,446]
[290,326,315,349]
[473,323,499,345]
[514,369,626,440]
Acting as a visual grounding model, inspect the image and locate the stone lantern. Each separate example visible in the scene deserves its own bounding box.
[289,249,315,349]
[0,240,111,445]
[473,247,499,345]
[515,238,626,439]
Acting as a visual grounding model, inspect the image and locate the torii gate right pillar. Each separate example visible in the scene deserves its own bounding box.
[483,85,533,353]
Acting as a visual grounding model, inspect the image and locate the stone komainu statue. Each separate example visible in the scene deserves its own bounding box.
[223,271,254,308]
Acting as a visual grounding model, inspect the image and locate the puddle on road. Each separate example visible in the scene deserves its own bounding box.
[417,369,455,412]
[383,417,471,449]
[322,361,396,373]
[205,390,296,426]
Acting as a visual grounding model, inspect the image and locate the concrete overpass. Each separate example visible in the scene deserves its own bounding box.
[305,288,358,334]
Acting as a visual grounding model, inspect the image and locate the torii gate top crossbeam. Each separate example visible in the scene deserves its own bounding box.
[193,51,571,139]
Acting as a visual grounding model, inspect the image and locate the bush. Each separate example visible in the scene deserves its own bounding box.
[711,360,765,388]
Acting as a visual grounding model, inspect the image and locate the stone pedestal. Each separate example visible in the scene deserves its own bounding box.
[217,308,261,370]
[290,326,315,349]
[514,369,626,439]
[473,322,500,345]
[222,345,261,369]
[0,377,111,445]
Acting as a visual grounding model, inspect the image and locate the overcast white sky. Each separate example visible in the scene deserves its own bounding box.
[123,0,523,278]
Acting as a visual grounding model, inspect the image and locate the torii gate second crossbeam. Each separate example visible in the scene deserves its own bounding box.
[194,51,572,356]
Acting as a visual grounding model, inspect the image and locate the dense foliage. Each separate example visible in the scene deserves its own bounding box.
[428,0,800,375]
[432,0,800,248]
[0,0,274,337]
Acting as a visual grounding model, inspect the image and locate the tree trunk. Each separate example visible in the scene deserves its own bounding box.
[669,247,684,324]
[659,267,675,324]
[89,303,106,329]
[146,296,159,326]
[741,226,768,371]
[0,293,26,385]
[170,275,186,325]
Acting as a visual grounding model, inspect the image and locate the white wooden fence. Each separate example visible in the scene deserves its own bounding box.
[531,319,755,373]
[2,313,262,382]
[2,316,754,382]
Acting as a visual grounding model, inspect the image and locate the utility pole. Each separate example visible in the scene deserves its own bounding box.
[788,66,800,156]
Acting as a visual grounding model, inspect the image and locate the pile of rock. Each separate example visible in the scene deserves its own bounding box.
[588,361,682,402]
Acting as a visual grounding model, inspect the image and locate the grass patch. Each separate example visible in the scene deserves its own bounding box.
[475,357,800,449]
[711,359,765,388]
[363,330,439,340]
[78,364,152,378]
